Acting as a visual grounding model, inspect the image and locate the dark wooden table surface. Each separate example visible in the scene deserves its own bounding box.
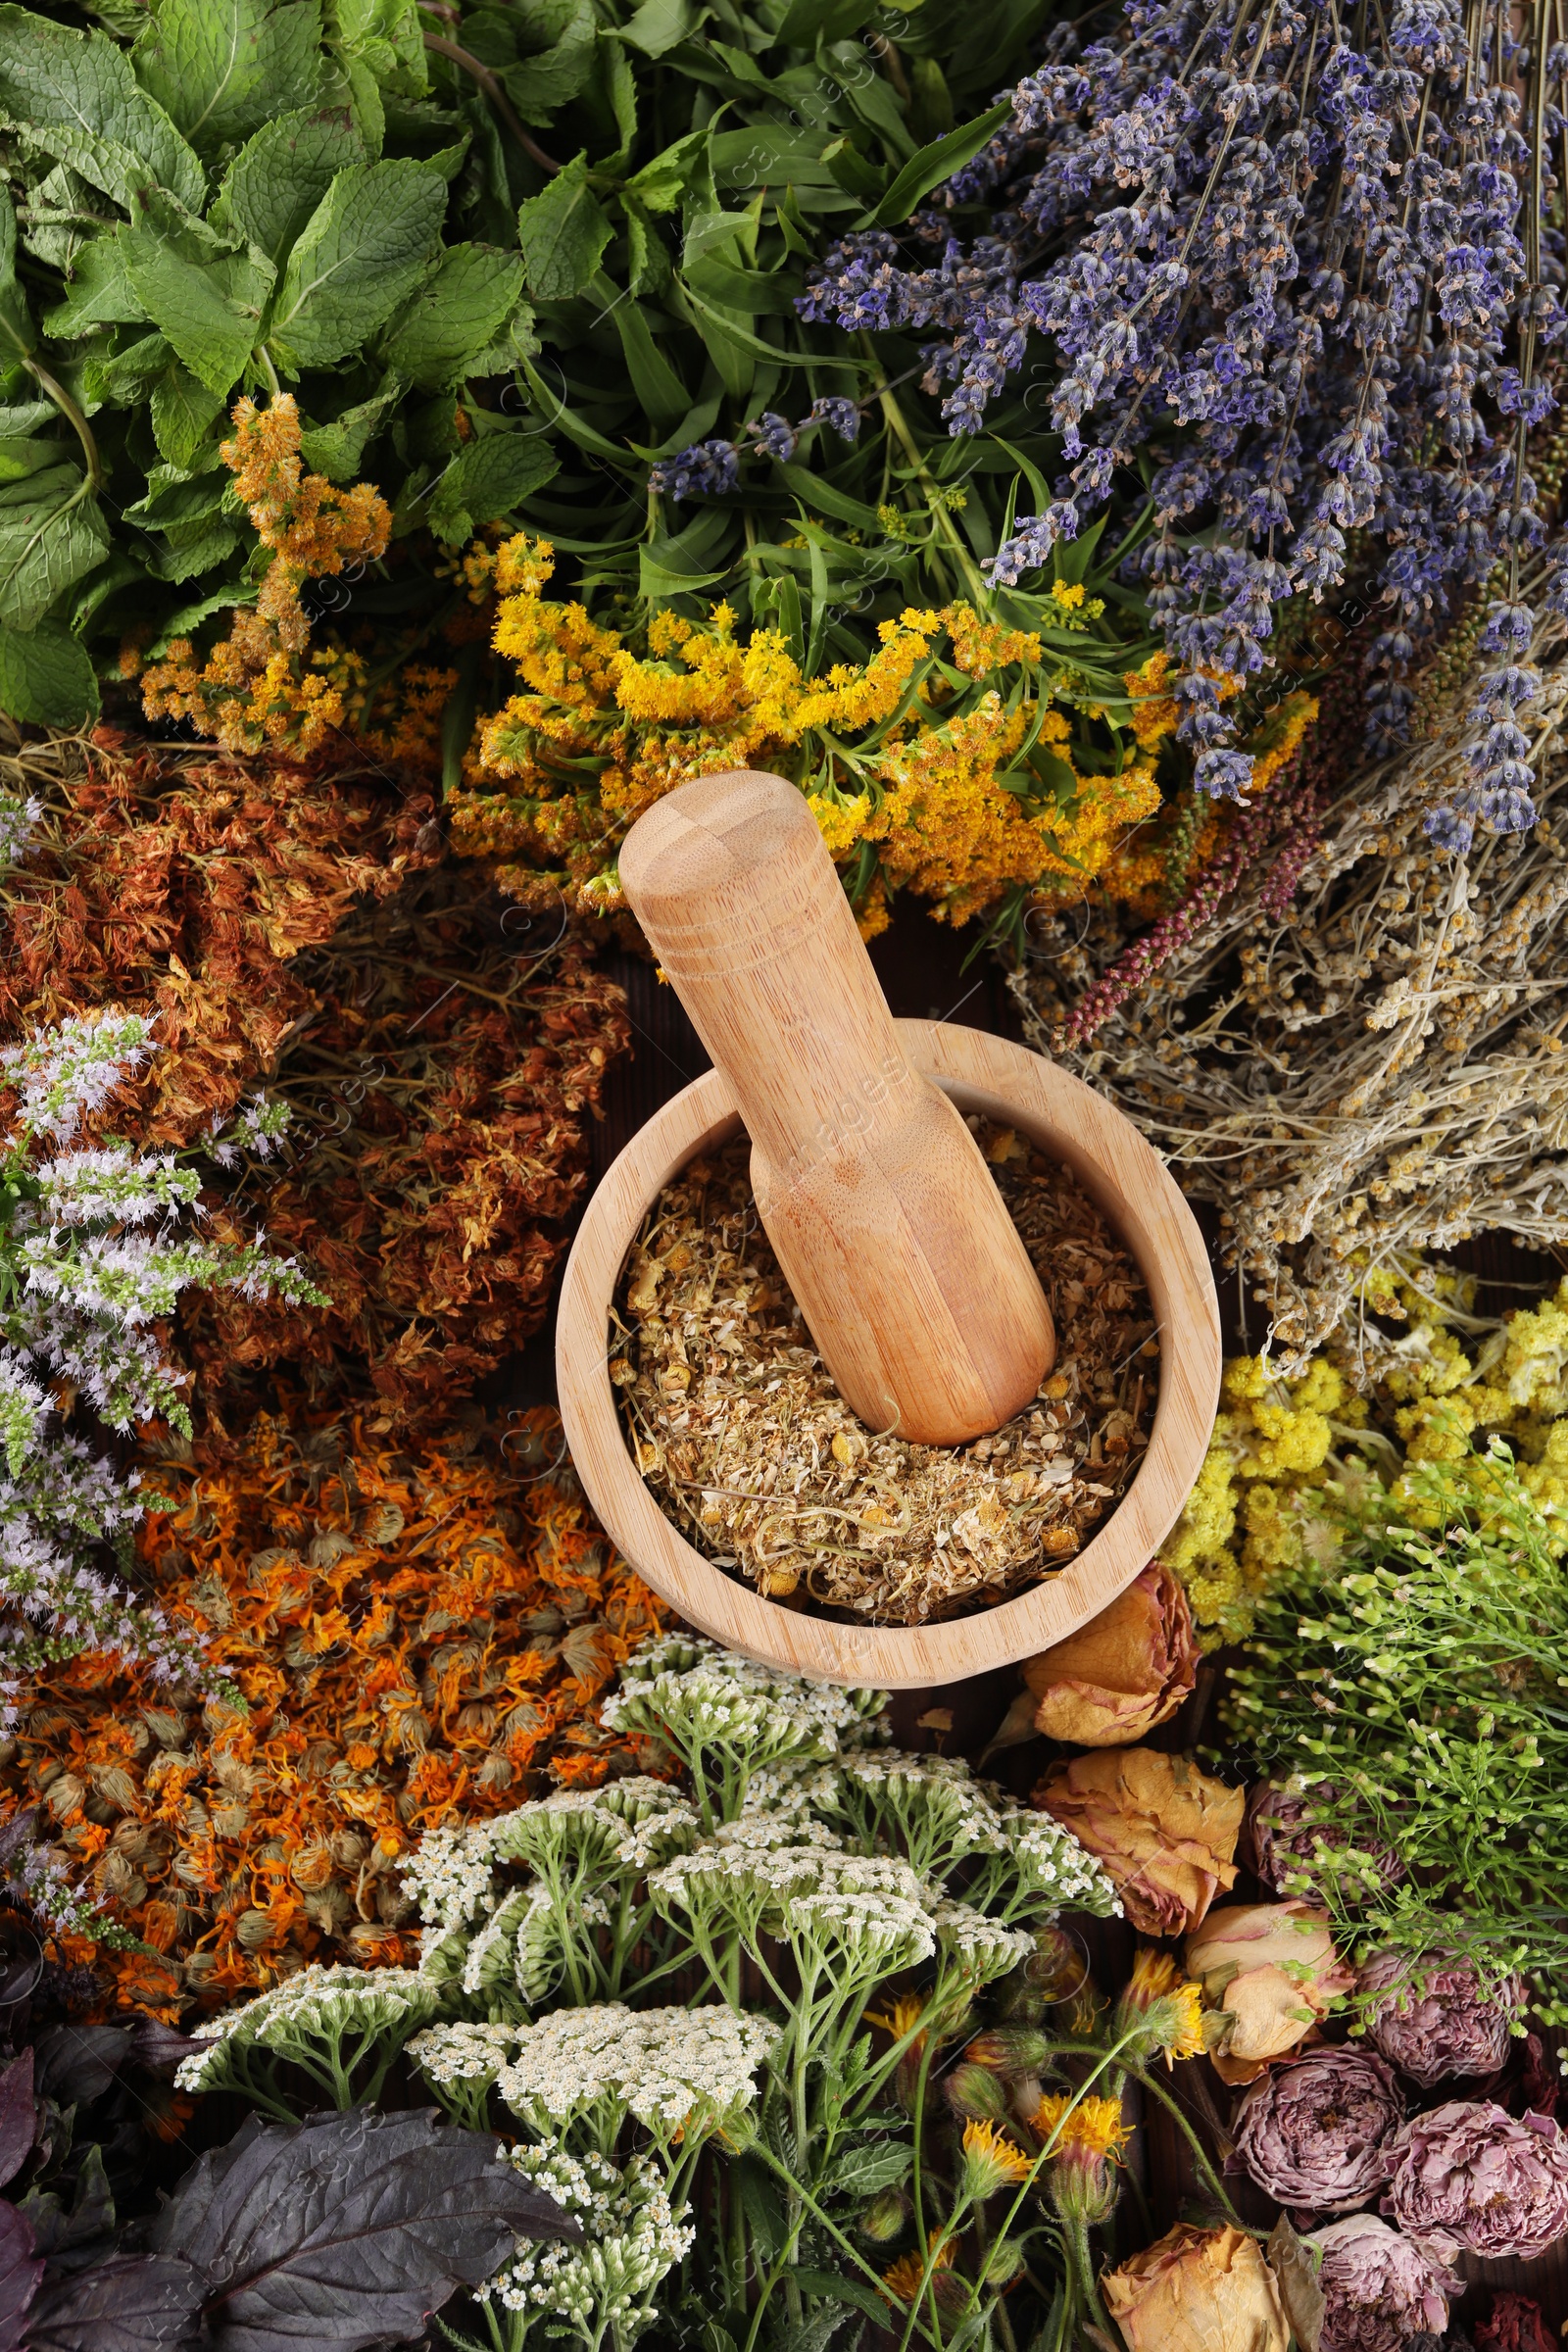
[502,905,1568,2335]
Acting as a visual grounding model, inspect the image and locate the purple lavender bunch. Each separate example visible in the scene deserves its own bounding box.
[800,0,1568,832]
[650,395,863,504]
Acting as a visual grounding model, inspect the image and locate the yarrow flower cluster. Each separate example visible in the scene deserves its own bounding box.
[649,394,861,501]
[0,1011,322,1759]
[174,1963,441,2114]
[492,2003,780,2154]
[478,2145,694,2346]
[799,0,1568,835]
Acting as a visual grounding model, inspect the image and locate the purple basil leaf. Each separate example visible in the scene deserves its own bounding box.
[20,2143,116,2269]
[125,2023,208,2080]
[30,2029,132,2111]
[24,2253,203,2352]
[0,2196,40,2352]
[0,2054,33,2194]
[152,2106,578,2352]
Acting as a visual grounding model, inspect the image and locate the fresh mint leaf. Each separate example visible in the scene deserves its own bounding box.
[379,243,526,388]
[148,580,255,655]
[149,2106,575,2352]
[0,465,110,629]
[0,436,67,482]
[79,329,172,407]
[620,0,702,55]
[123,466,229,528]
[503,1,597,126]
[296,379,400,478]
[0,6,204,214]
[326,0,428,95]
[0,615,99,728]
[122,196,273,397]
[209,106,365,268]
[427,428,558,543]
[152,517,243,580]
[623,126,705,214]
[150,364,226,467]
[516,153,611,300]
[0,185,31,364]
[131,0,322,156]
[269,157,448,371]
[39,230,147,337]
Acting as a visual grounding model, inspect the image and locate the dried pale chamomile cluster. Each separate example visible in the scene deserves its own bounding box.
[614,1128,1156,1624]
[0,1407,664,2016]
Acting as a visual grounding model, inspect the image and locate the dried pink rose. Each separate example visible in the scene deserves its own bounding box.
[1244,1782,1405,1900]
[1022,1561,1199,1746]
[1233,2046,1404,2215]
[1382,2098,1568,2260]
[1185,1900,1354,2085]
[1304,2214,1452,2352]
[1359,1948,1525,2088]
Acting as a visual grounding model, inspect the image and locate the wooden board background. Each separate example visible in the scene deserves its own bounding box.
[498,906,1568,2333]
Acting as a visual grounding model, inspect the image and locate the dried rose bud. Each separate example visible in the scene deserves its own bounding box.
[1233,2046,1404,2214]
[1021,1560,1198,1745]
[1245,1781,1405,1900]
[1303,2214,1452,2352]
[1102,2223,1288,2352]
[1382,2098,1568,2261]
[1034,1747,1244,1936]
[1359,1948,1525,2087]
[1185,1901,1353,2086]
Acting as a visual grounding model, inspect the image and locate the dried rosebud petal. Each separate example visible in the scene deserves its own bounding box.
[1102,2223,1288,2352]
[1359,1948,1525,2087]
[1245,1781,1405,1900]
[1382,2099,1568,2261]
[1233,2046,1404,2214]
[1185,1901,1353,2085]
[1021,1560,1198,1744]
[1034,1748,1244,1936]
[1303,2214,1452,2352]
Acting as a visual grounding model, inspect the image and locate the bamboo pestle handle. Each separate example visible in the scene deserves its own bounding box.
[617,768,1056,1446]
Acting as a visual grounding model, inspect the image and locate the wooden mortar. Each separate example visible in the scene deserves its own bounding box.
[557,1035,1221,1686]
[618,769,1056,1446]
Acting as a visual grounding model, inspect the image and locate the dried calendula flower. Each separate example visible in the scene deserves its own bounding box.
[0,1403,665,2016]
[614,1127,1155,1625]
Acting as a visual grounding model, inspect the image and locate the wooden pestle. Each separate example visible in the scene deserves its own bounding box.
[617,768,1056,1446]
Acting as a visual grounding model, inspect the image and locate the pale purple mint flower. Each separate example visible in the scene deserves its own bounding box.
[206,1094,294,1170]
[35,1147,200,1228]
[0,793,40,871]
[0,1008,153,1144]
[1382,2100,1568,2261]
[1304,2214,1452,2352]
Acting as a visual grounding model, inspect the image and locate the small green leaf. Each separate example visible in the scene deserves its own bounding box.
[0,4,204,213]
[427,429,559,544]
[776,0,873,43]
[297,379,401,479]
[502,1,597,125]
[516,153,612,301]
[326,0,428,94]
[270,157,449,370]
[40,229,147,338]
[150,365,227,468]
[380,244,526,390]
[0,437,61,483]
[148,580,256,656]
[858,98,1011,228]
[623,127,705,216]
[132,0,322,155]
[0,466,110,629]
[152,518,244,580]
[122,197,274,397]
[620,0,700,57]
[790,2270,889,2325]
[0,615,98,726]
[210,106,366,268]
[638,548,727,599]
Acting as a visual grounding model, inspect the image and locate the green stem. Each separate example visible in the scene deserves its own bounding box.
[24,356,102,489]
[869,369,988,606]
[256,343,283,401]
[1127,2065,1243,2226]
[749,2140,944,2348]
[423,30,561,173]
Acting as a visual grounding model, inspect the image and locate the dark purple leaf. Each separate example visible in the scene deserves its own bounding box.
[125,2024,207,2080]
[21,2143,116,2267]
[24,2254,202,2352]
[152,2106,578,2352]
[29,2030,131,2111]
[0,2055,33,2194]
[0,2197,40,2352]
